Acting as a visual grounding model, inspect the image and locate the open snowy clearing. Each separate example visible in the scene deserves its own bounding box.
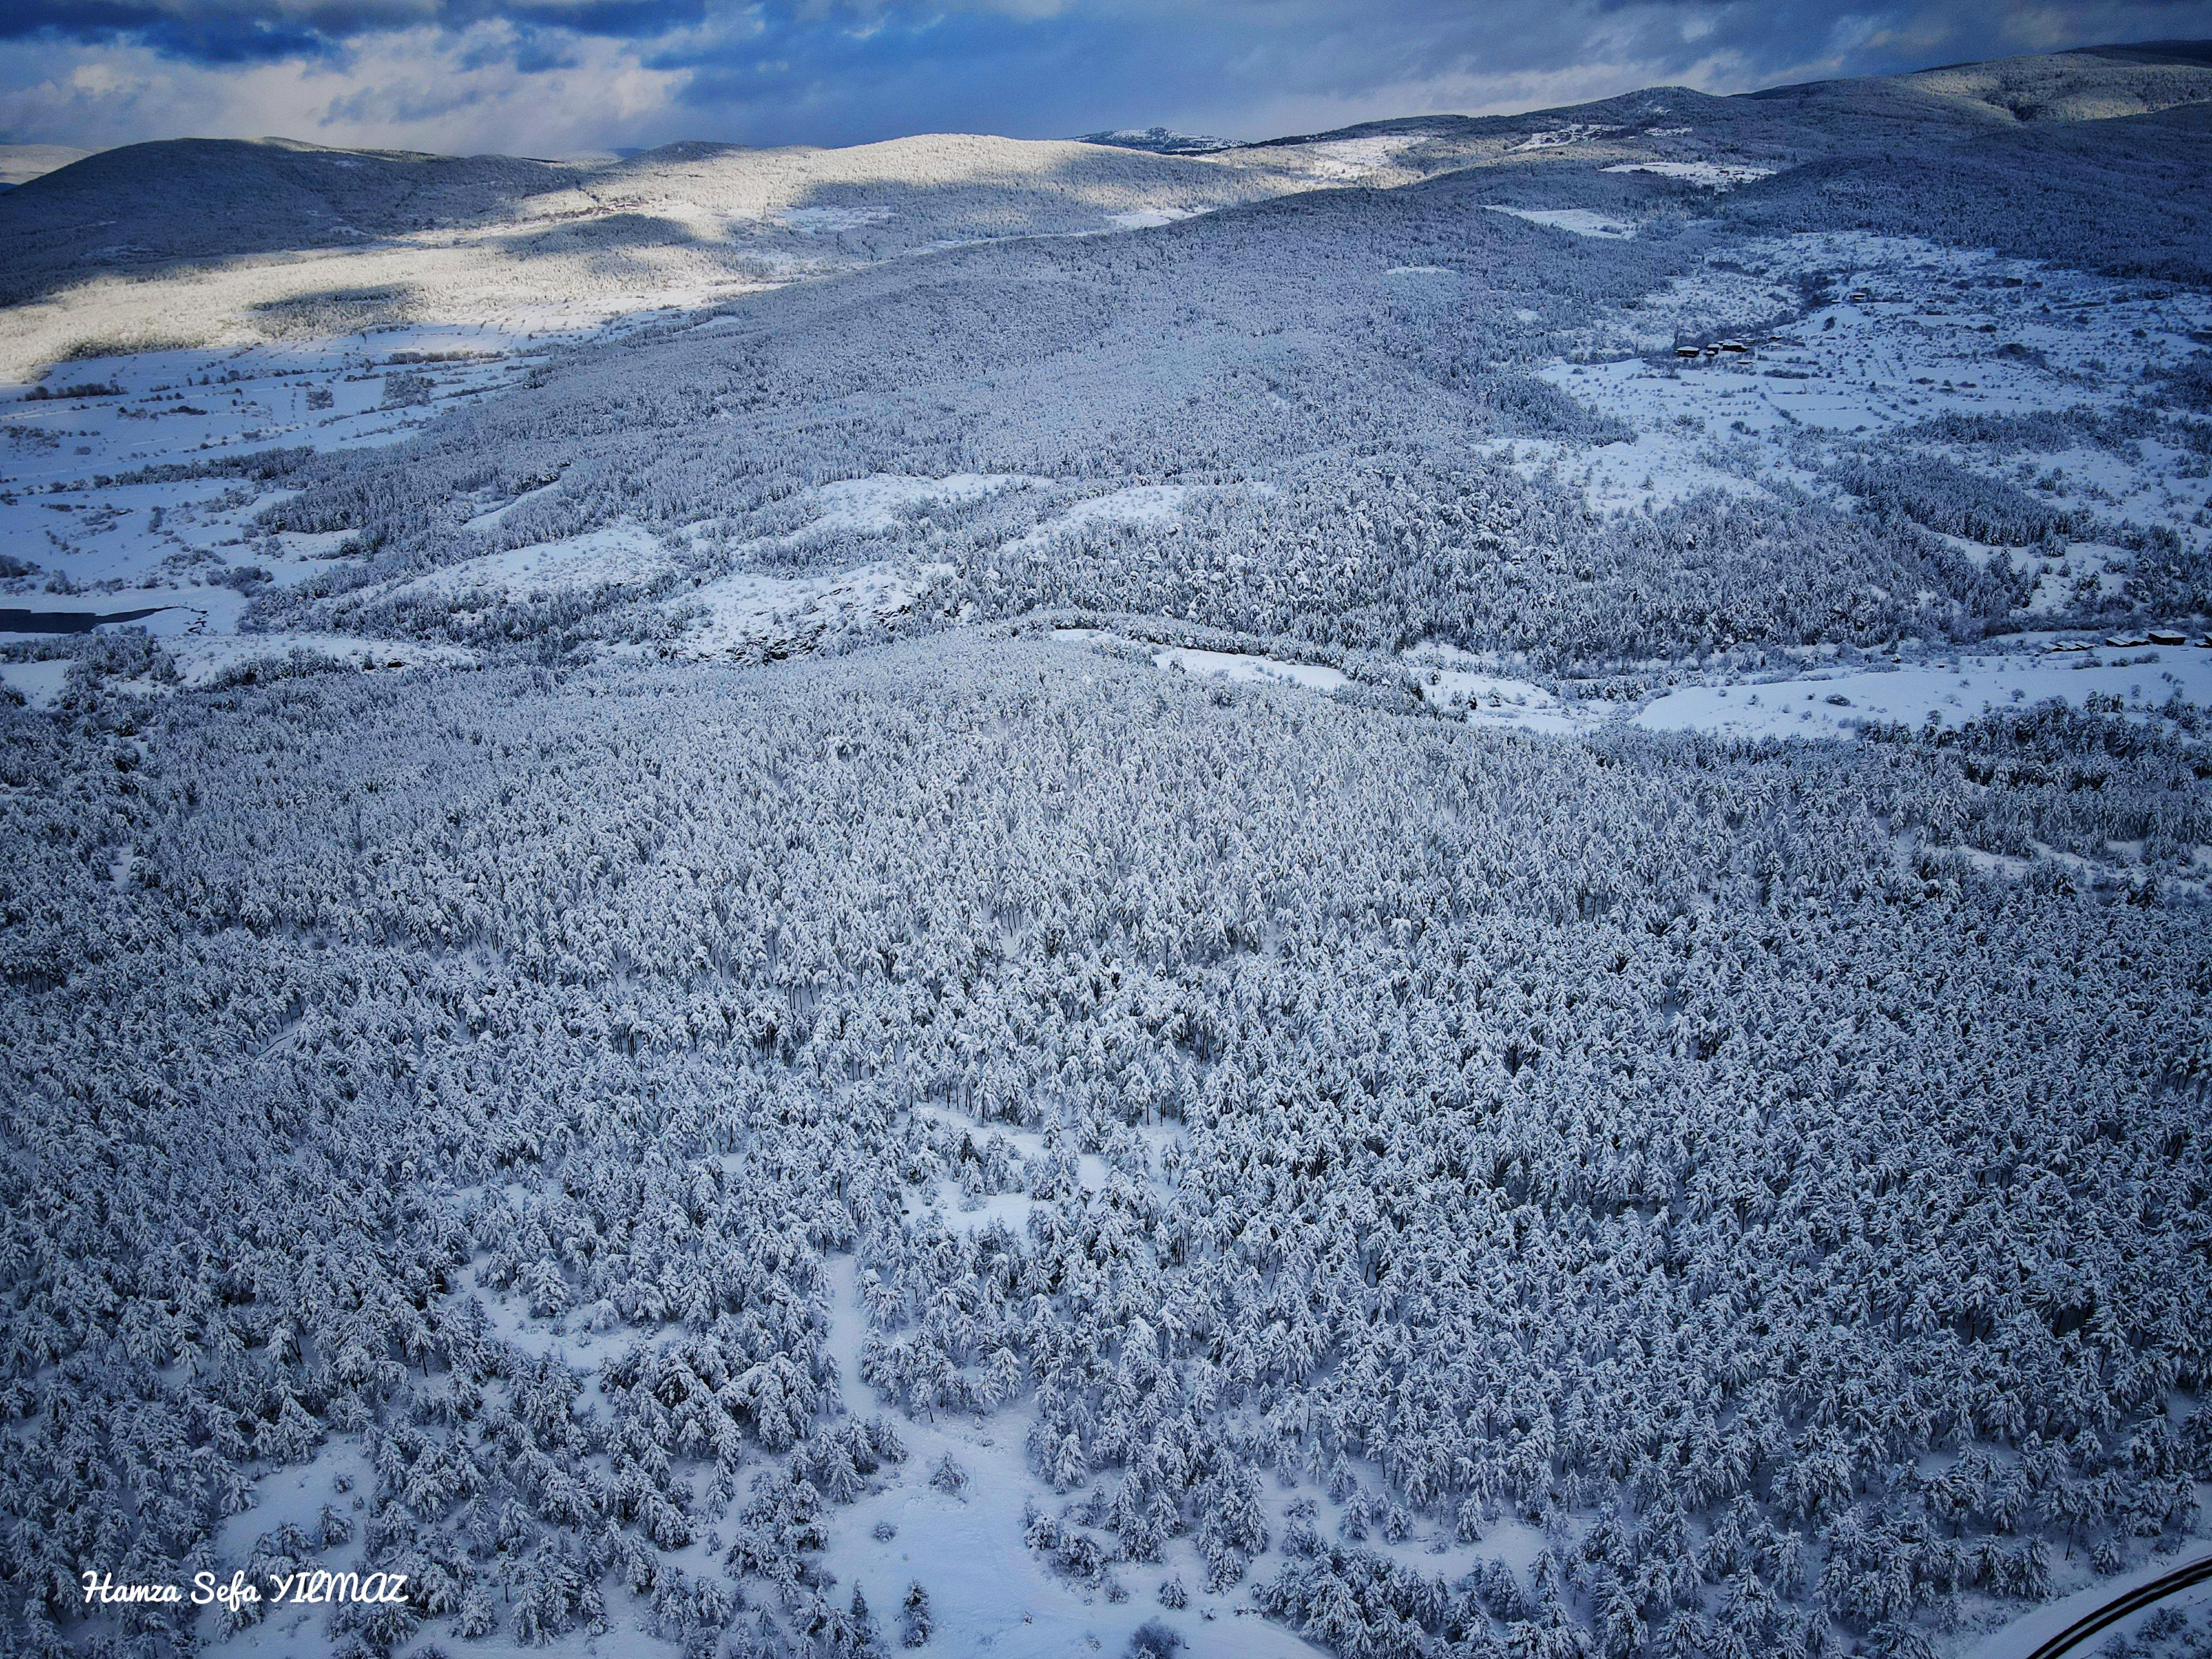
[1156,644,1350,693]
[463,480,562,533]
[0,310,825,682]
[1489,427,1776,514]
[1637,645,2212,739]
[811,1256,1329,1659]
[1062,626,2212,749]
[0,658,72,707]
[1052,628,1348,694]
[1054,631,1612,736]
[0,326,572,637]
[664,561,951,660]
[377,524,673,603]
[1107,207,1203,230]
[1005,484,1193,553]
[1602,160,1776,187]
[1404,643,1607,734]
[1484,205,1637,239]
[1510,122,1624,153]
[807,472,1046,535]
[1273,133,1426,182]
[1546,232,2212,543]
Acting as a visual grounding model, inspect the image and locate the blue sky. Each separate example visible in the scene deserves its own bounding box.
[4,1,2212,156]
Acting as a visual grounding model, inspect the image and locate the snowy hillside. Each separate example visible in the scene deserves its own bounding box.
[4,38,2212,1659]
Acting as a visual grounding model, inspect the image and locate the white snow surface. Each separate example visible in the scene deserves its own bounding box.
[1536,232,2212,542]
[1053,628,1350,695]
[1003,484,1192,554]
[813,1253,1323,1659]
[807,471,1045,535]
[0,659,72,708]
[1637,646,2212,740]
[0,326,572,652]
[1156,645,1350,692]
[1107,207,1200,229]
[1510,123,1623,152]
[1279,133,1425,180]
[1484,205,1637,239]
[378,524,671,602]
[1602,160,1777,187]
[463,480,562,532]
[672,561,951,659]
[1405,643,1604,734]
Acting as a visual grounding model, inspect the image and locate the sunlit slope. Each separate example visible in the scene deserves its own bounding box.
[4,41,2205,377]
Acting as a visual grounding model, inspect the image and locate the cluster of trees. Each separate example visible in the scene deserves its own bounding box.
[1823,452,2077,547]
[956,463,2023,664]
[255,442,2039,677]
[1863,696,2212,868]
[1,633,2205,1657]
[2101,1603,2212,1659]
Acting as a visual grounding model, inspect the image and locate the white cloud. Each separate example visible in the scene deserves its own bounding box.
[2,24,687,154]
[3,0,2209,156]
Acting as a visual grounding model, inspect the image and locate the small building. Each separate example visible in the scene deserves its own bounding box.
[1676,346,1702,361]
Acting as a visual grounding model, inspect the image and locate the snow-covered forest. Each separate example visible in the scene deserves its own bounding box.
[3,38,2211,1659]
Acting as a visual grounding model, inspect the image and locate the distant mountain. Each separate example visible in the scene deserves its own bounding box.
[1077,127,1241,155]
[0,136,571,298]
[1898,40,2212,123]
[4,40,2208,362]
[0,143,93,190]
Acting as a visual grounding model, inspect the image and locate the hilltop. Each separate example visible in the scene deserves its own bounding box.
[3,40,2209,375]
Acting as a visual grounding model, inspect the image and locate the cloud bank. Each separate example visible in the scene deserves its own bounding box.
[4,0,2212,156]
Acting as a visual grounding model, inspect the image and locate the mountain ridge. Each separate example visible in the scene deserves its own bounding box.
[2,39,2208,375]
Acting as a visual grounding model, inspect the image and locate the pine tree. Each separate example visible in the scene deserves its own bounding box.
[900,1580,932,1647]
[848,1584,881,1657]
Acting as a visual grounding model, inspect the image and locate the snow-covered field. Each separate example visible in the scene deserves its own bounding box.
[1601,159,1776,187]
[1483,205,1637,239]
[1534,232,2212,543]
[379,525,674,603]
[1273,133,1427,182]
[1638,643,2212,739]
[1007,485,1193,555]
[1062,628,2212,749]
[1404,643,1604,734]
[0,327,567,693]
[808,473,1045,536]
[668,561,951,660]
[1155,644,1350,694]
